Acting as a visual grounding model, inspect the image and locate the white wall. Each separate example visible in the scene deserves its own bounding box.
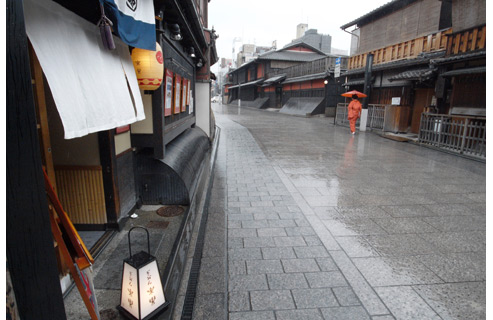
[195,82,211,137]
[131,92,153,134]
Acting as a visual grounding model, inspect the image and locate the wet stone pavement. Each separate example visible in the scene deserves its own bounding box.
[191,103,486,320]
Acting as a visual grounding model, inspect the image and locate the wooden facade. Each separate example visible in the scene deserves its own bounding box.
[446,25,486,55]
[348,29,451,70]
[357,0,445,54]
[341,0,486,158]
[8,0,218,318]
[451,0,486,32]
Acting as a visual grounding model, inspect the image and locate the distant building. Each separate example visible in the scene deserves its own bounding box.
[330,48,348,56]
[296,23,308,39]
[287,28,332,54]
[220,58,233,68]
[236,43,275,67]
[224,41,348,116]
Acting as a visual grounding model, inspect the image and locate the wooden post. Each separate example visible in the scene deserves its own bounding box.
[29,44,58,192]
[7,0,67,318]
[478,26,486,49]
[471,28,479,51]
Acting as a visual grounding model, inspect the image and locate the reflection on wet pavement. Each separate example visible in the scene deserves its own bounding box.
[212,103,486,319]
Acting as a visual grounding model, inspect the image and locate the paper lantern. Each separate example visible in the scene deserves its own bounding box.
[118,227,169,319]
[132,42,164,91]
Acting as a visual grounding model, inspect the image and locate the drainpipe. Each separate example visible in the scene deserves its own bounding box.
[342,28,360,55]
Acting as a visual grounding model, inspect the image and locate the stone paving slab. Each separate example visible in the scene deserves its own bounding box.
[188,104,486,320]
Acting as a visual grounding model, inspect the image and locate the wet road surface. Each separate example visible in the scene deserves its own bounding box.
[192,103,485,320]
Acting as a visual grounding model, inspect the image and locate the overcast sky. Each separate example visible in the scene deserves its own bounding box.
[209,0,392,70]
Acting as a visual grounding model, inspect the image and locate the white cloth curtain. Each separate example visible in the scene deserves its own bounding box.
[24,0,145,139]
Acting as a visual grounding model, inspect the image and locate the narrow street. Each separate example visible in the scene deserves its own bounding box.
[191,103,486,320]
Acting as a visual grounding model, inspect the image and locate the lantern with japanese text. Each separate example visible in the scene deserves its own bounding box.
[118,227,168,319]
[131,42,164,91]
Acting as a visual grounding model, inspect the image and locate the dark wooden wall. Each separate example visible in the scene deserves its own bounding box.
[116,150,137,218]
[370,87,413,106]
[7,0,67,317]
[359,0,442,53]
[452,0,486,32]
[451,73,486,109]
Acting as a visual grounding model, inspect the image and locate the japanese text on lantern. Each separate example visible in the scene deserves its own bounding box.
[128,271,134,308]
[146,270,156,305]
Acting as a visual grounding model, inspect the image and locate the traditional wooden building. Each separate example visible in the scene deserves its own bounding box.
[339,0,453,133]
[7,0,217,318]
[225,42,327,108]
[225,42,348,116]
[339,0,485,160]
[421,0,486,158]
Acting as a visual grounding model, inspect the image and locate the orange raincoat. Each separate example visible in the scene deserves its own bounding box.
[347,99,362,133]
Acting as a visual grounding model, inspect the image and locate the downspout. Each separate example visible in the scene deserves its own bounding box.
[342,27,360,55]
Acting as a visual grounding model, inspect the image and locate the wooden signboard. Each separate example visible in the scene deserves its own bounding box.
[173,74,181,114]
[186,79,191,106]
[181,78,188,112]
[164,69,173,117]
[44,169,100,320]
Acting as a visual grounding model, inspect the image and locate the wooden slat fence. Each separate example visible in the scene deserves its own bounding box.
[446,25,486,55]
[418,113,486,160]
[335,103,387,131]
[55,166,107,224]
[265,56,348,80]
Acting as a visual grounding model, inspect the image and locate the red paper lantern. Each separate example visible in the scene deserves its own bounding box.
[132,42,164,91]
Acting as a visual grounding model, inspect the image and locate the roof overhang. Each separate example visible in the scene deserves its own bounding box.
[441,66,486,77]
[343,78,366,87]
[388,68,437,82]
[228,78,264,89]
[430,50,486,65]
[283,72,326,84]
[262,74,287,86]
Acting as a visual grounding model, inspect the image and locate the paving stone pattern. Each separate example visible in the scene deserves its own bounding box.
[192,104,485,320]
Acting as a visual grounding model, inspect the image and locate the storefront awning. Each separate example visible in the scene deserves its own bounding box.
[262,74,287,87]
[228,78,264,89]
[283,72,326,84]
[441,66,486,77]
[388,68,436,82]
[24,0,145,139]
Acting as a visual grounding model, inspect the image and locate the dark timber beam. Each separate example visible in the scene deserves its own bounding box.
[7,0,67,318]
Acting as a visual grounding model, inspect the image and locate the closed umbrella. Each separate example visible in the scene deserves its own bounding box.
[341,90,367,98]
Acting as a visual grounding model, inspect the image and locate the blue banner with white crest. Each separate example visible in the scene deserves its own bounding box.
[101,0,156,50]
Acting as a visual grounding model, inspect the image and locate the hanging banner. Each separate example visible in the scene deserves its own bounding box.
[164,69,173,116]
[173,74,182,114]
[101,0,156,50]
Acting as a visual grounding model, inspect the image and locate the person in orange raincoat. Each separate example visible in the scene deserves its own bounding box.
[347,94,362,134]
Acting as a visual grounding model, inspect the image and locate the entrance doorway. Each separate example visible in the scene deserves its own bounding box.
[411,88,434,134]
[276,86,283,108]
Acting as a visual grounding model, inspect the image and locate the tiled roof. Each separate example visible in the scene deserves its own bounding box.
[228,78,264,89]
[441,66,486,77]
[343,78,366,86]
[388,68,436,81]
[430,50,486,65]
[263,74,287,85]
[283,72,326,84]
